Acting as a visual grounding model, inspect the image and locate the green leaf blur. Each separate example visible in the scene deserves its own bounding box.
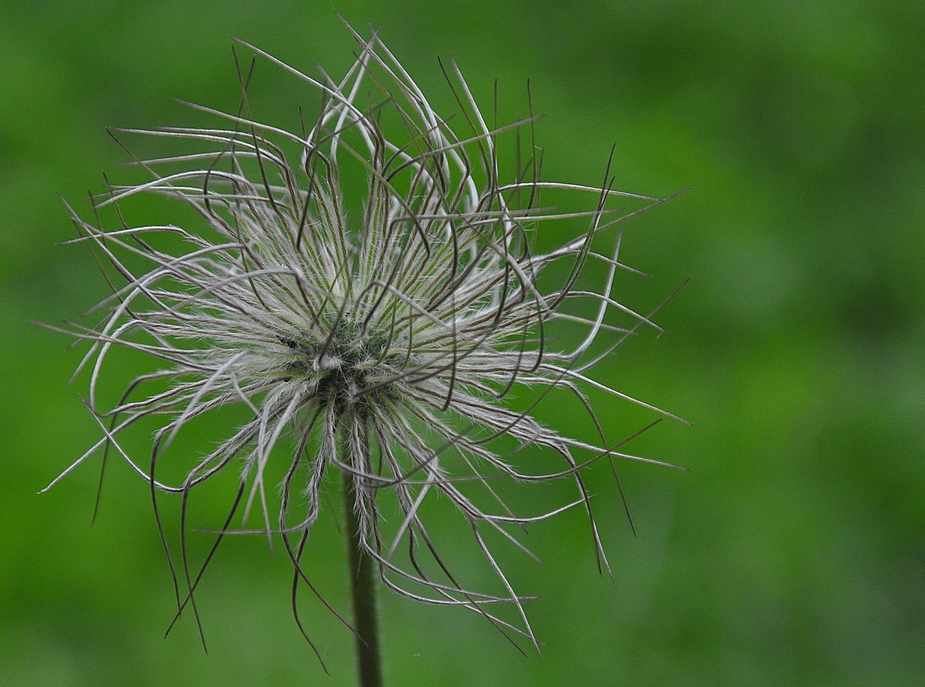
[2,1,922,685]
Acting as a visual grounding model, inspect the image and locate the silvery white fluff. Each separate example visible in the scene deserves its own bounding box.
[48,24,682,651]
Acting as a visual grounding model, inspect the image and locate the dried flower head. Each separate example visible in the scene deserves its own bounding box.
[49,25,682,652]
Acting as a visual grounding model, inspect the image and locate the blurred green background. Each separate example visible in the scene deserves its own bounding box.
[2,1,924,685]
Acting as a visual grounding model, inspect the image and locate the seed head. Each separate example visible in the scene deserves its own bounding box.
[49,24,682,650]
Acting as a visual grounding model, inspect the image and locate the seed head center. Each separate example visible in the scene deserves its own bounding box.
[281,322,396,415]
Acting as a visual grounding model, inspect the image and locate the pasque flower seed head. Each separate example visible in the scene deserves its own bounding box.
[48,23,683,651]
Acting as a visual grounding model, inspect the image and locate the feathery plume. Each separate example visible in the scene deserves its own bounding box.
[49,24,682,657]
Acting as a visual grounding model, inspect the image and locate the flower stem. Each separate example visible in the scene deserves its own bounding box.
[344,469,384,687]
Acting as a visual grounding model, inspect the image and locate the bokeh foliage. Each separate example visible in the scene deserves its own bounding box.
[2,1,923,685]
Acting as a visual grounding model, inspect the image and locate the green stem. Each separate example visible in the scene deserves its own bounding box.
[344,470,384,687]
